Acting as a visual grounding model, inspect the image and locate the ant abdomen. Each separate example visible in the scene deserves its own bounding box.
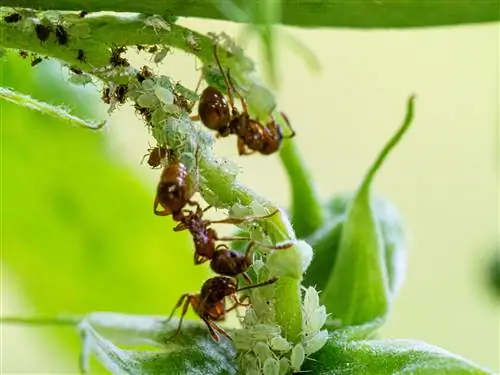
[198,87,231,135]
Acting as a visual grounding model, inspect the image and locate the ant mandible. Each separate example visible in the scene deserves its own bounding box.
[165,275,278,341]
[173,202,293,283]
[193,45,296,155]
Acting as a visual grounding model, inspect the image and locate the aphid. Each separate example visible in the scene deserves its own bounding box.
[144,15,171,35]
[153,159,197,219]
[136,44,146,52]
[19,50,28,59]
[109,45,129,67]
[76,49,86,63]
[55,25,69,45]
[114,84,128,104]
[194,45,296,155]
[79,10,88,18]
[142,146,168,169]
[69,66,83,74]
[34,24,51,42]
[4,12,22,23]
[173,203,292,282]
[166,276,278,341]
[101,87,111,104]
[31,56,43,67]
[147,45,158,54]
[136,65,153,83]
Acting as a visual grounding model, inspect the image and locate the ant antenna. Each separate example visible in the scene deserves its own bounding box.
[212,44,236,110]
[226,70,248,114]
[238,277,278,292]
[278,112,296,138]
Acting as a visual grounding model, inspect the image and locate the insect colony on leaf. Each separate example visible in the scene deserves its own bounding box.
[139,41,298,342]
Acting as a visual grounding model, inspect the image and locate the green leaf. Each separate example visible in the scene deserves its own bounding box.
[303,193,406,299]
[77,313,237,375]
[304,335,494,375]
[320,96,415,327]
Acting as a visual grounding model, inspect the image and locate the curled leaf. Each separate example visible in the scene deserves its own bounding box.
[320,95,415,327]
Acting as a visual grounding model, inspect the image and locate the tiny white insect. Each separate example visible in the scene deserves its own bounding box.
[279,357,290,375]
[262,358,280,375]
[154,86,174,105]
[153,48,169,64]
[253,342,274,363]
[304,329,328,356]
[290,343,305,372]
[308,305,327,333]
[143,15,171,35]
[269,336,292,352]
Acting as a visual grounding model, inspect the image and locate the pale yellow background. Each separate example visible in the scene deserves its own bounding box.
[3,18,500,373]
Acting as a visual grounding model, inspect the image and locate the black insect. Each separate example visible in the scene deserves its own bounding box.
[136,65,153,83]
[79,11,88,18]
[19,50,28,59]
[4,13,22,23]
[69,66,83,75]
[102,87,111,104]
[31,56,43,67]
[34,24,51,42]
[76,49,86,63]
[115,84,128,104]
[136,44,146,52]
[55,25,69,45]
[109,45,129,67]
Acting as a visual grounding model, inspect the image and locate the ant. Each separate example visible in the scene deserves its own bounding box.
[193,45,296,155]
[34,24,51,43]
[55,24,69,45]
[153,155,198,220]
[172,202,292,283]
[142,145,167,169]
[4,12,22,23]
[166,275,278,341]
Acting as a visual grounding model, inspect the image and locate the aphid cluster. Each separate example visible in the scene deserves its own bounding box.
[128,41,299,342]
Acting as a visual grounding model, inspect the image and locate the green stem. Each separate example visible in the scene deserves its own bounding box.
[360,95,416,193]
[1,314,83,325]
[279,139,325,238]
[1,0,498,28]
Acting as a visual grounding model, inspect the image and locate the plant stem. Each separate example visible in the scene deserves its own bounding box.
[279,139,325,238]
[1,0,498,28]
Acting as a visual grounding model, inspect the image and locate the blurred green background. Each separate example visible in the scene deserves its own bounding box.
[1,19,499,373]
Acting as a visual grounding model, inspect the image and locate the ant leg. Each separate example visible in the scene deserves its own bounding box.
[173,222,187,232]
[154,197,172,216]
[206,209,279,226]
[279,111,296,138]
[237,137,255,156]
[165,294,193,342]
[212,44,236,110]
[238,277,279,292]
[194,253,210,265]
[205,318,233,341]
[226,70,249,114]
[216,235,251,243]
[241,272,253,285]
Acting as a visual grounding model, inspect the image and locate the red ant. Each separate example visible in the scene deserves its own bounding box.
[192,45,296,155]
[173,202,292,283]
[153,152,198,221]
[166,275,278,341]
[142,145,168,169]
